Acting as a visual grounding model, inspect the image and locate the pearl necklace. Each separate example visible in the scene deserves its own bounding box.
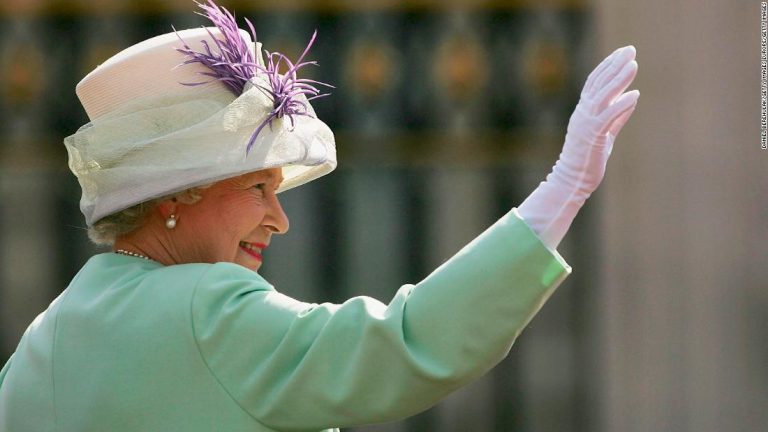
[114,249,152,261]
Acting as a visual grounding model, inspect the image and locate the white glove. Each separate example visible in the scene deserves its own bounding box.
[518,45,640,250]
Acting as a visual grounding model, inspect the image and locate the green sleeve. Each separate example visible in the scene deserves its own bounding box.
[191,208,571,430]
[0,354,11,388]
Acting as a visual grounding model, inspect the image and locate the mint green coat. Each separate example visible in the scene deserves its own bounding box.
[0,209,570,431]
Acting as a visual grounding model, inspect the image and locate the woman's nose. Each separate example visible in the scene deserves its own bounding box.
[264,194,289,234]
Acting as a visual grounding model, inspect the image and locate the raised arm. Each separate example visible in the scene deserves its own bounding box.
[191,208,570,430]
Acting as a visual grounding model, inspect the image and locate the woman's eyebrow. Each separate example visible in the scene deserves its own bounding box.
[269,172,285,185]
[259,172,285,186]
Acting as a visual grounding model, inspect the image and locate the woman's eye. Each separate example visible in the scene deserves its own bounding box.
[253,182,278,194]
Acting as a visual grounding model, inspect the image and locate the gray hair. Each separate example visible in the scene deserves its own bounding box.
[87,186,210,246]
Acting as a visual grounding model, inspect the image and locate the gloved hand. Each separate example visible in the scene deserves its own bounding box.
[517,45,640,250]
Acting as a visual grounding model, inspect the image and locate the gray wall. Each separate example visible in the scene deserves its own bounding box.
[595,1,767,431]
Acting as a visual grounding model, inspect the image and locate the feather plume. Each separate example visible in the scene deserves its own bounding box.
[174,0,332,155]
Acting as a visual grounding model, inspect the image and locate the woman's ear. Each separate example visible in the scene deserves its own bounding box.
[156,199,178,220]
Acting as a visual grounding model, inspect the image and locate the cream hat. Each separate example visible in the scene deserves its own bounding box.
[64,1,336,226]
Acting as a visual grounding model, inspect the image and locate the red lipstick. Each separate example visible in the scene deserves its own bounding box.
[239,242,265,261]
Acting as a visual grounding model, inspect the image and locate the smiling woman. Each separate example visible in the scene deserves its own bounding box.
[0,1,640,431]
[113,168,289,272]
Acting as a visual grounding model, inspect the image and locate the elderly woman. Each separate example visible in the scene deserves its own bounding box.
[0,1,638,431]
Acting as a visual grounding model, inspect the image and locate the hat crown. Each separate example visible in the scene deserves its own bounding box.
[76,27,261,121]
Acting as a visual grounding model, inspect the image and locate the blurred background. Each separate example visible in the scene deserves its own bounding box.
[0,0,763,431]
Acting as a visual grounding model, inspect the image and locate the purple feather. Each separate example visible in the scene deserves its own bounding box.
[174,0,333,155]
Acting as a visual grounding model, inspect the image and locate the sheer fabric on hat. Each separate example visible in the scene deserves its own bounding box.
[64,76,336,226]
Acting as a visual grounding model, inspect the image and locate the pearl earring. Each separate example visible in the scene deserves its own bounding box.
[166,214,177,229]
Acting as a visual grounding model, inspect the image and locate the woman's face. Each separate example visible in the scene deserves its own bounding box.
[172,168,288,272]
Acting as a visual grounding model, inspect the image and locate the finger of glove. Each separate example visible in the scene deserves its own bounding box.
[608,105,637,137]
[583,47,625,96]
[594,60,638,114]
[591,46,636,98]
[598,90,640,135]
